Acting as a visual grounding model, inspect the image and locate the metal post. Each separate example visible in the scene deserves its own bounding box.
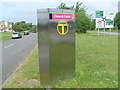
[102,16,106,36]
[98,28,99,36]
[104,20,105,36]
[110,28,111,36]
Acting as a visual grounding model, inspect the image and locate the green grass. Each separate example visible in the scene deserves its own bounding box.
[4,46,41,88]
[0,32,24,42]
[0,32,12,42]
[54,33,118,88]
[4,32,118,88]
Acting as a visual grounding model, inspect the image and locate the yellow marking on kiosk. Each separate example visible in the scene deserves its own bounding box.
[57,21,69,35]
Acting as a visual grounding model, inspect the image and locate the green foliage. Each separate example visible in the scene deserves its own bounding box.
[114,12,120,29]
[57,2,92,33]
[13,23,23,32]
[57,3,74,9]
[75,12,90,33]
[29,25,37,31]
[90,19,95,30]
[13,21,36,32]
[0,32,13,42]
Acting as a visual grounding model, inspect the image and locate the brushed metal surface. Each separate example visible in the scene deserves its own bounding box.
[37,10,50,85]
[49,20,75,84]
[37,8,75,86]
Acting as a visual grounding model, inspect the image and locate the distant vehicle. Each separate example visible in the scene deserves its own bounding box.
[24,31,30,35]
[12,32,22,39]
[31,31,37,33]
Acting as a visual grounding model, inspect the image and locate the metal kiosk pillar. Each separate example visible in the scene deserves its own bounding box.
[37,8,75,86]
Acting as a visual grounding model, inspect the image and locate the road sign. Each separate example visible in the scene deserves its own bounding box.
[96,11,114,28]
[105,11,114,28]
[96,11,104,18]
[96,18,104,28]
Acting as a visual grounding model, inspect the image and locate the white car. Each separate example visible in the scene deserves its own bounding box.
[12,32,22,39]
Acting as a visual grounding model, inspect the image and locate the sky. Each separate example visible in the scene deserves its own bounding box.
[0,0,119,25]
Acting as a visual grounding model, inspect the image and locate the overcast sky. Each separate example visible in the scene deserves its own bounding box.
[0,0,119,25]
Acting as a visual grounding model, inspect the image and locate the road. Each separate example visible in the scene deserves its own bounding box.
[1,33,38,83]
[87,31,120,35]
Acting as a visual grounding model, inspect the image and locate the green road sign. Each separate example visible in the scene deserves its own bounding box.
[96,11,103,18]
[106,20,114,25]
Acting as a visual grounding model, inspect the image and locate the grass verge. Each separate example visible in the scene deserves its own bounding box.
[0,32,24,42]
[4,32,118,88]
[0,32,12,42]
[4,46,41,88]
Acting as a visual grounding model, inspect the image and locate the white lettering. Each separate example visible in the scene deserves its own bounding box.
[64,15,70,18]
[53,14,74,19]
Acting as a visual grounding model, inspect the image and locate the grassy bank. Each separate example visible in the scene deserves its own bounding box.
[0,32,24,42]
[4,46,40,88]
[0,32,12,42]
[4,33,118,88]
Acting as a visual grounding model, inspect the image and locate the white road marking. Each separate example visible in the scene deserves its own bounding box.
[4,43,15,49]
[14,39,20,40]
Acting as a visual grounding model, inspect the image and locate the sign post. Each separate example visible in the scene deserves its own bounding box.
[110,28,112,36]
[37,8,75,86]
[102,16,106,36]
[98,28,100,36]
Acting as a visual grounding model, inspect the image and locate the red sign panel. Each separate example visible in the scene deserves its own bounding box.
[52,13,75,20]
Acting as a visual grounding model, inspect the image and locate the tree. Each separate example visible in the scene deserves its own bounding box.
[13,21,26,31]
[114,12,120,29]
[90,19,95,30]
[75,11,90,33]
[13,21,35,32]
[57,3,74,9]
[29,25,37,31]
[57,2,91,33]
[23,23,32,30]
[13,24,23,32]
[21,21,26,23]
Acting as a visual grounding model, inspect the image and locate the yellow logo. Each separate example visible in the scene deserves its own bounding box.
[57,21,69,35]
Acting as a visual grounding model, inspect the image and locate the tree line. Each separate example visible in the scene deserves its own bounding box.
[13,21,37,32]
[57,2,120,33]
[57,2,94,33]
[13,2,120,33]
[114,12,120,29]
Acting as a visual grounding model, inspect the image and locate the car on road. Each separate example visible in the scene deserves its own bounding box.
[31,31,37,33]
[12,32,22,39]
[24,31,30,35]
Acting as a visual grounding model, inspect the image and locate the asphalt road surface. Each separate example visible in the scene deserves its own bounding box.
[1,33,38,83]
[88,31,120,35]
